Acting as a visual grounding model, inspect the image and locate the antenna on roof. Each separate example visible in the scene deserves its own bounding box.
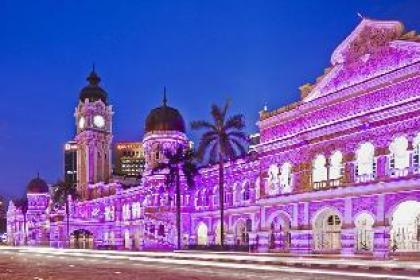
[92,62,96,73]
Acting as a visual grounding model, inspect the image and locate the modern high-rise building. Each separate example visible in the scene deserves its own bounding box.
[113,142,145,177]
[64,141,78,185]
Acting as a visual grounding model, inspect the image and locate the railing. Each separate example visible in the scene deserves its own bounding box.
[389,168,409,178]
[313,179,342,190]
[355,174,375,183]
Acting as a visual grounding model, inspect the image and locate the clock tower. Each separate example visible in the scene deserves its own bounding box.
[74,68,113,199]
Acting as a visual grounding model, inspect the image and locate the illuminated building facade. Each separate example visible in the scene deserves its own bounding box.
[7,19,420,258]
[113,142,145,177]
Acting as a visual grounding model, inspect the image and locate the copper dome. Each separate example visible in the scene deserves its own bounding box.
[145,91,186,133]
[27,176,49,194]
[79,68,108,104]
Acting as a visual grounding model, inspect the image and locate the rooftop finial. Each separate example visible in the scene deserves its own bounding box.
[263,101,268,112]
[87,64,100,86]
[357,12,364,20]
[163,86,168,106]
[37,172,40,179]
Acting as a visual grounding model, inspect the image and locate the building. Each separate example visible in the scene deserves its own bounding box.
[113,142,145,177]
[64,141,78,185]
[7,18,420,258]
[74,68,113,199]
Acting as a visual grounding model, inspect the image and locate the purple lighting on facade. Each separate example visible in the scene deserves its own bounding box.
[6,18,420,259]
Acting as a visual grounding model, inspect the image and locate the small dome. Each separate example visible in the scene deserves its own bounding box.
[27,175,49,194]
[79,67,108,104]
[145,91,186,133]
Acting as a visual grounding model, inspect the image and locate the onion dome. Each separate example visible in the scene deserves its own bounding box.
[79,66,108,104]
[27,174,49,194]
[145,89,186,133]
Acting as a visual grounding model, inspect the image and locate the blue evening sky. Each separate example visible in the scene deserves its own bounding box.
[0,1,418,198]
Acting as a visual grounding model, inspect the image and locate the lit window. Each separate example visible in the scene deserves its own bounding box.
[122,204,131,220]
[329,151,343,181]
[313,155,328,183]
[104,206,115,221]
[279,162,292,193]
[389,136,409,175]
[131,202,141,219]
[356,142,376,182]
[413,133,420,172]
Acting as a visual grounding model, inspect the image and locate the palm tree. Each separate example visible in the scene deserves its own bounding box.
[191,100,248,247]
[52,180,79,247]
[153,147,198,250]
[15,197,28,245]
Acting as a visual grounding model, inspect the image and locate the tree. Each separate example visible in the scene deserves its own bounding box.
[0,195,7,234]
[191,100,248,247]
[14,197,28,245]
[52,180,79,247]
[153,147,198,250]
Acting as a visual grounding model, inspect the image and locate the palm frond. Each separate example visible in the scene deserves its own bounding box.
[230,137,247,158]
[221,136,236,160]
[196,135,217,161]
[208,141,219,164]
[191,120,216,131]
[211,104,225,125]
[221,99,231,121]
[228,130,249,143]
[225,114,245,131]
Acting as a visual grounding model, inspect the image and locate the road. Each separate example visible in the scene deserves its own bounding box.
[0,248,418,280]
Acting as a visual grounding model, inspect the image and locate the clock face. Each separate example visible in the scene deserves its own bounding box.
[93,115,105,128]
[78,117,85,129]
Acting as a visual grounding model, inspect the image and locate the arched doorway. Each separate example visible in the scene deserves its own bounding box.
[313,209,342,251]
[214,222,227,246]
[71,229,94,249]
[235,219,251,246]
[124,230,131,250]
[355,213,374,252]
[197,223,208,246]
[391,201,420,252]
[269,214,291,251]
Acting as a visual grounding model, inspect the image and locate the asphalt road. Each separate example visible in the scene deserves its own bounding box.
[0,249,363,280]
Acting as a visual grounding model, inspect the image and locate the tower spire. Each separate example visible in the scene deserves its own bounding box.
[163,86,168,106]
[87,64,100,86]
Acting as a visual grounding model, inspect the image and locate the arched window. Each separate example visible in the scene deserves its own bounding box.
[242,182,250,201]
[267,164,280,195]
[355,213,374,251]
[412,133,420,173]
[313,155,327,189]
[234,183,241,203]
[356,142,376,182]
[329,151,343,186]
[131,202,141,219]
[279,162,293,193]
[213,186,219,206]
[105,205,115,221]
[389,136,409,176]
[122,204,131,220]
[204,190,210,207]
